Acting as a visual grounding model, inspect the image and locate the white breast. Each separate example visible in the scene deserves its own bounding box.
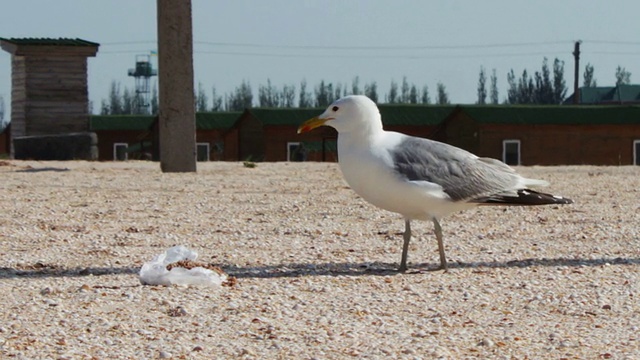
[337,132,475,220]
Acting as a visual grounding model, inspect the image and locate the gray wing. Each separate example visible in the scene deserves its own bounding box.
[390,136,521,202]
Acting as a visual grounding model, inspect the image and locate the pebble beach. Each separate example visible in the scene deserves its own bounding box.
[1,160,639,359]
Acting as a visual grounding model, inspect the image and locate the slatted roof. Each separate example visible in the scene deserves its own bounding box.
[90,112,241,131]
[196,112,242,130]
[459,105,640,125]
[1,37,99,56]
[247,105,454,127]
[90,104,640,132]
[0,37,100,47]
[90,115,155,131]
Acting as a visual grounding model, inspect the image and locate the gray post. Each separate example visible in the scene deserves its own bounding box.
[572,41,581,105]
[157,0,196,172]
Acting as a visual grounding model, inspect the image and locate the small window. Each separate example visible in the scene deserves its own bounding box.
[196,142,210,162]
[113,143,128,161]
[287,142,307,162]
[502,139,520,165]
[287,142,299,162]
[634,140,640,165]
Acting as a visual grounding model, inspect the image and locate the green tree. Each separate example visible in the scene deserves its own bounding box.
[506,69,518,104]
[298,79,313,108]
[196,82,208,112]
[517,70,535,104]
[533,58,553,104]
[351,76,361,95]
[409,85,418,104]
[399,77,410,103]
[615,66,631,85]
[281,84,296,108]
[552,58,567,104]
[420,85,431,104]
[100,100,109,115]
[333,83,343,102]
[364,81,378,103]
[225,80,253,111]
[507,58,566,104]
[386,80,399,103]
[436,82,450,104]
[477,66,487,104]
[258,79,280,107]
[103,81,123,114]
[490,69,499,104]
[99,81,151,114]
[314,80,332,107]
[583,63,597,87]
[122,88,134,114]
[211,86,223,111]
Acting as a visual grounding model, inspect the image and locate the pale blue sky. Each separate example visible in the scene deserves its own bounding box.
[1,0,640,116]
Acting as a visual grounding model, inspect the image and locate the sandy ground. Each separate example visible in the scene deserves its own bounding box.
[0,160,639,359]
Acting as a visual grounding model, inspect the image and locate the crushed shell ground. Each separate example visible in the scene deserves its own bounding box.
[0,160,638,359]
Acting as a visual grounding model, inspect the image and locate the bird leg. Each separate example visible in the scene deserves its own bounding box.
[432,218,447,270]
[399,219,411,272]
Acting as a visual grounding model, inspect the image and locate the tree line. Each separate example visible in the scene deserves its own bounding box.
[99,59,633,115]
[99,76,450,115]
[496,59,631,105]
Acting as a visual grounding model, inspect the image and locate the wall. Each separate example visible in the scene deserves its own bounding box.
[94,130,150,160]
[13,56,90,136]
[478,124,640,165]
[13,132,97,160]
[386,125,437,139]
[431,112,479,154]
[286,125,337,162]
[238,115,265,161]
[196,129,225,161]
[222,128,239,161]
[263,125,301,161]
[0,124,10,155]
[283,124,436,162]
[10,56,26,138]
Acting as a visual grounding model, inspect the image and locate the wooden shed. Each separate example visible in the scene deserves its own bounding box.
[0,37,99,156]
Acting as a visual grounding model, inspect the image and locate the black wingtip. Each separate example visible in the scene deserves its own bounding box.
[552,195,574,205]
[476,189,573,206]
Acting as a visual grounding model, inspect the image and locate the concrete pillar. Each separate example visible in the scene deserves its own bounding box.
[157,0,196,172]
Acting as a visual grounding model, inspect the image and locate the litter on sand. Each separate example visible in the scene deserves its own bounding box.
[139,245,232,287]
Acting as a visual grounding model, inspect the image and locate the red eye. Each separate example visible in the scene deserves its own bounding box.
[332,106,339,111]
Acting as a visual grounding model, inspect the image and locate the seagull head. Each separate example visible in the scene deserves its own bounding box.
[297,95,382,135]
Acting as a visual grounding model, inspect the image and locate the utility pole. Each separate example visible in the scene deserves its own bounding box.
[0,94,5,126]
[157,0,196,172]
[572,40,581,104]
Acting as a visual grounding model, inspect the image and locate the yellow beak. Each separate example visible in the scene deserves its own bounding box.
[297,116,333,134]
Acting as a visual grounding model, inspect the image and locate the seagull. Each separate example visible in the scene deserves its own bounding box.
[297,95,573,272]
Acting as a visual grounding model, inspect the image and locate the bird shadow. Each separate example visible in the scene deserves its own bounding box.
[15,167,70,173]
[1,257,637,280]
[224,256,640,278]
[0,265,139,279]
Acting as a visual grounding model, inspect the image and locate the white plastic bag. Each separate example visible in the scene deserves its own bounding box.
[139,245,228,287]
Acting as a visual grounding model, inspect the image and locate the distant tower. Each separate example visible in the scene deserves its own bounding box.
[128,54,157,113]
